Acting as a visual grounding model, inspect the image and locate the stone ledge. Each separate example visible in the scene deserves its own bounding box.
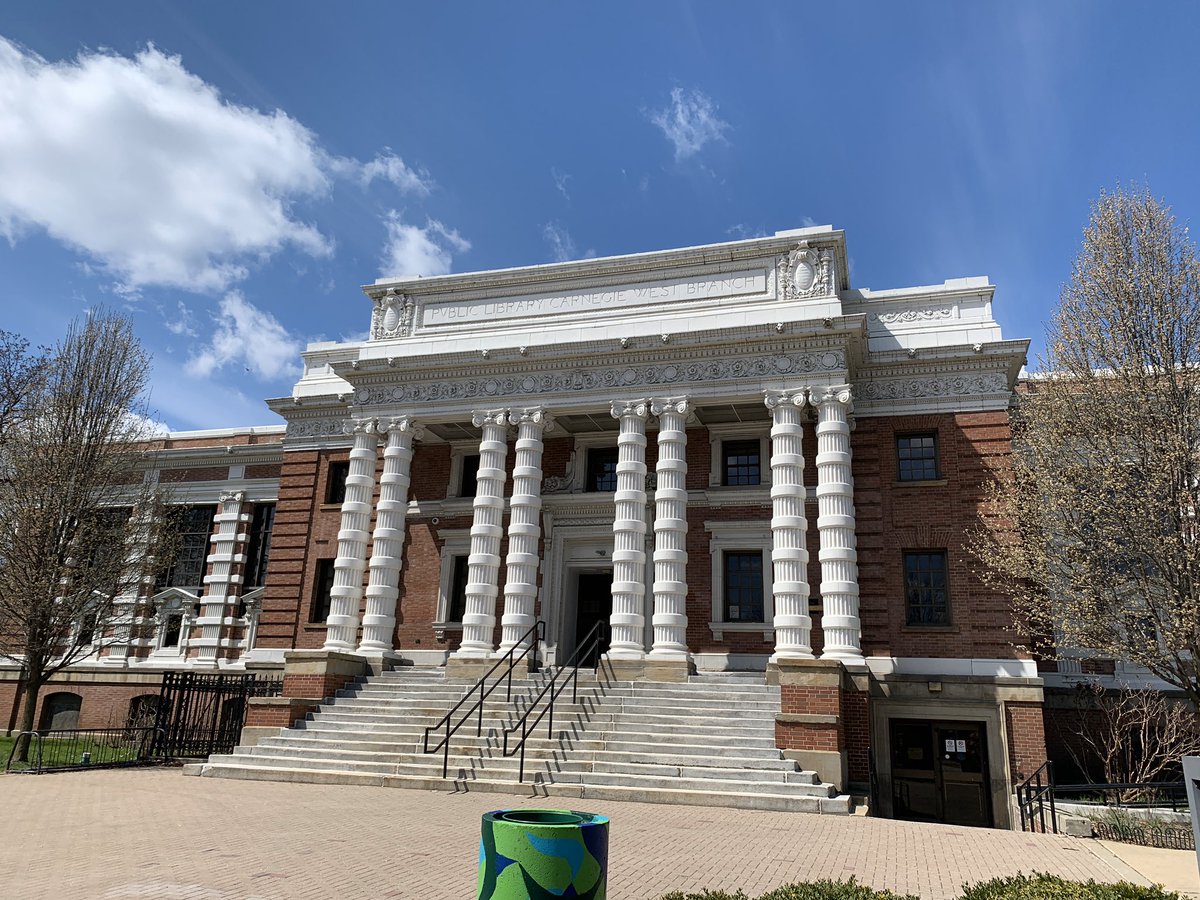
[776,713,840,725]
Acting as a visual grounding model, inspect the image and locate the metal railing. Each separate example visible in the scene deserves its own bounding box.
[502,620,608,783]
[1017,760,1058,833]
[422,620,545,778]
[5,726,164,774]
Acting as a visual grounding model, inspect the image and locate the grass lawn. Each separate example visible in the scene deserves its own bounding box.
[1,733,142,772]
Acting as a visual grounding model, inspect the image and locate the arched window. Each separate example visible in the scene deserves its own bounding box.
[127,694,161,729]
[39,692,82,732]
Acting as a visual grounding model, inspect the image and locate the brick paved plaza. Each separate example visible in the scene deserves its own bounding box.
[0,769,1153,899]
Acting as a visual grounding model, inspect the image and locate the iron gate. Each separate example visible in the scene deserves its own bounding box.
[152,672,282,758]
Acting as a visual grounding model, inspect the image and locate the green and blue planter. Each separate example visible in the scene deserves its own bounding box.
[477,808,610,899]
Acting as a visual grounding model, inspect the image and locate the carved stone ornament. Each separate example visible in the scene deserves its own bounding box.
[779,240,833,301]
[811,384,853,409]
[370,289,416,341]
[543,451,576,494]
[869,307,954,325]
[611,399,650,420]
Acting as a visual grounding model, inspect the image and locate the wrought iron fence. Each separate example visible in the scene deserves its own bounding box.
[5,726,164,774]
[152,671,283,759]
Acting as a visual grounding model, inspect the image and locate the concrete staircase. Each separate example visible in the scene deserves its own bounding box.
[187,667,851,814]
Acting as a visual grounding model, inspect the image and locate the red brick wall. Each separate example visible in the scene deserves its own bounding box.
[281,671,361,700]
[1005,701,1048,783]
[843,688,871,783]
[244,699,320,729]
[160,466,230,483]
[776,683,843,752]
[244,463,282,480]
[2,678,163,732]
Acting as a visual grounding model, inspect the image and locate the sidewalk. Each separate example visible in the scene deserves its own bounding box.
[0,769,1155,899]
[1097,841,1200,897]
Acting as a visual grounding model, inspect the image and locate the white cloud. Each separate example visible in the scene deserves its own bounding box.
[551,167,571,201]
[543,221,577,263]
[0,38,334,293]
[185,291,302,381]
[647,87,731,161]
[162,300,197,337]
[347,151,433,195]
[380,213,470,278]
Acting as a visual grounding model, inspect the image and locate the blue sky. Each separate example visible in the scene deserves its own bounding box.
[2,2,1198,430]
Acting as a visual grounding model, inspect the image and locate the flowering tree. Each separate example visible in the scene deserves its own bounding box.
[0,313,171,760]
[975,187,1200,707]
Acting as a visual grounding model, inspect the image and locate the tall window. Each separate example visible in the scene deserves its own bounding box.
[310,559,336,624]
[904,551,950,625]
[722,439,762,486]
[243,503,275,588]
[459,454,481,498]
[723,551,764,622]
[325,461,350,504]
[447,556,470,623]
[897,434,939,481]
[158,505,217,591]
[586,447,620,492]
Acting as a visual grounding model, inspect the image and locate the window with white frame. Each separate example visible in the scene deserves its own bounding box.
[705,521,774,640]
[706,424,771,488]
[434,529,472,637]
[152,590,201,655]
[447,443,482,499]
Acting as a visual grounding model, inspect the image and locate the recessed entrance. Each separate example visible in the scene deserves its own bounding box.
[572,570,612,666]
[889,718,992,827]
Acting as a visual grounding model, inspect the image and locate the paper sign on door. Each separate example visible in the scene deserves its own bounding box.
[955,739,967,753]
[944,739,955,752]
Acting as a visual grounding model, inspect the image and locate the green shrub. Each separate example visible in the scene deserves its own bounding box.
[960,872,1183,900]
[659,891,749,900]
[758,878,919,900]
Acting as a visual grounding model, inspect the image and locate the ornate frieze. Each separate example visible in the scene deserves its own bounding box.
[356,349,847,407]
[868,307,954,325]
[779,240,834,301]
[857,373,1007,401]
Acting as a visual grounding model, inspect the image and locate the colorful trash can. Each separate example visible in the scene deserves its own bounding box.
[477,808,610,899]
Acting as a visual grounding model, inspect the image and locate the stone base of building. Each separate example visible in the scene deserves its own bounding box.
[242,696,324,745]
[281,649,369,699]
[603,657,692,683]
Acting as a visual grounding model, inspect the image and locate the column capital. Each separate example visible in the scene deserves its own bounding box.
[507,407,555,432]
[764,390,808,410]
[218,490,245,504]
[471,408,510,428]
[650,396,690,417]
[611,399,650,420]
[811,384,853,410]
[342,417,379,436]
[382,415,424,440]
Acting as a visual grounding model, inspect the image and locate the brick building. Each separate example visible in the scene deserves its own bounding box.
[4,225,1055,827]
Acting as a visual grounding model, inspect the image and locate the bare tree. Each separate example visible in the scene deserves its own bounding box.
[0,330,47,441]
[0,312,171,759]
[1064,683,1200,788]
[974,186,1200,706]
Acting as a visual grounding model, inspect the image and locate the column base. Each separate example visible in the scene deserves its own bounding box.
[445,655,537,684]
[356,649,415,676]
[603,657,692,683]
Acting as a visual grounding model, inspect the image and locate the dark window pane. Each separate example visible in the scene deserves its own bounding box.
[163,613,183,648]
[586,447,620,492]
[158,505,217,591]
[723,439,761,486]
[243,503,275,588]
[310,559,336,624]
[897,433,939,481]
[447,556,470,623]
[325,461,350,504]
[904,551,950,626]
[459,454,481,498]
[724,551,764,623]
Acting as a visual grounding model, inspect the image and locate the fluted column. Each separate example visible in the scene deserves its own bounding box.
[324,419,379,651]
[649,397,690,659]
[765,390,814,660]
[454,409,510,658]
[359,416,422,654]
[499,408,553,654]
[814,385,863,663]
[608,399,650,659]
[196,491,246,666]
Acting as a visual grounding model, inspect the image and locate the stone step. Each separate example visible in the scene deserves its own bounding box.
[192,763,852,815]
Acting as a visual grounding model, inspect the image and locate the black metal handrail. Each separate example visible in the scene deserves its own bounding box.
[422,619,545,778]
[1017,760,1057,833]
[501,620,608,783]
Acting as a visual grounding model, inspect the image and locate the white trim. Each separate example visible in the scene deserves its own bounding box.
[705,520,773,641]
[445,439,481,499]
[865,656,1038,678]
[433,528,472,638]
[571,433,620,494]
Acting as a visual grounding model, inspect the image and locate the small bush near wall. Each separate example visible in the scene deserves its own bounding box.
[660,879,919,900]
[960,874,1182,900]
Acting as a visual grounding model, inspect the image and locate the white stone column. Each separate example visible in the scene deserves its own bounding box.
[455,409,510,658]
[814,385,863,663]
[499,408,553,654]
[324,419,379,651]
[649,397,690,660]
[196,491,246,666]
[765,390,814,660]
[359,416,421,654]
[608,400,650,659]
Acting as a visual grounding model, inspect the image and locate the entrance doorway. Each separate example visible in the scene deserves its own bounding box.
[572,571,612,666]
[889,719,992,827]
